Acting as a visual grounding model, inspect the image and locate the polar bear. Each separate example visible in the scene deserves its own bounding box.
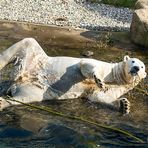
[0,38,146,114]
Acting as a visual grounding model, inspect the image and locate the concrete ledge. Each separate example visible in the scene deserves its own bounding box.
[0,20,98,49]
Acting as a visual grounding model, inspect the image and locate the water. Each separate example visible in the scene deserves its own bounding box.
[0,36,147,148]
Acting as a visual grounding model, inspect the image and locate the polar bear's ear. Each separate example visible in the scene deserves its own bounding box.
[124,55,130,62]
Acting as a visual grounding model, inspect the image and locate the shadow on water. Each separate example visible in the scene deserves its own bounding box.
[0,31,147,148]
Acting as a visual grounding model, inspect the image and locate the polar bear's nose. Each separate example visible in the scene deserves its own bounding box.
[133,66,139,72]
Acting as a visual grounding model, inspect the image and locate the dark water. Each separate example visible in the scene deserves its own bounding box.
[0,38,148,148]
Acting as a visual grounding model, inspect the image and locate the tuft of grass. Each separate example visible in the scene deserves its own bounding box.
[88,0,137,8]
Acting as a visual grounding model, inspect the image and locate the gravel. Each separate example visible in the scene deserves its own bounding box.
[0,0,133,31]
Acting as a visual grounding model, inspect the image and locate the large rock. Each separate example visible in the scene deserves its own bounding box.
[130,0,148,48]
[130,9,148,47]
[135,0,148,9]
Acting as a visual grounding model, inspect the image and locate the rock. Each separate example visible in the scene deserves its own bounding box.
[135,0,148,9]
[130,3,148,48]
[81,50,94,57]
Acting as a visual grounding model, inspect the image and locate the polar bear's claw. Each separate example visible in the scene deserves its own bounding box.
[119,98,130,114]
[94,74,105,88]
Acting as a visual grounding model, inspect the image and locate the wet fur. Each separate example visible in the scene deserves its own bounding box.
[0,38,146,113]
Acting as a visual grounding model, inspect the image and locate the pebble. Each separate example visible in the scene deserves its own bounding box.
[82,50,94,57]
[0,0,133,31]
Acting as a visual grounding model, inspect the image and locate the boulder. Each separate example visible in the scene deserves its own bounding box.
[130,1,148,48]
[135,0,148,9]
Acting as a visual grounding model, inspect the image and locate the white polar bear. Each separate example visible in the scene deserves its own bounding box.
[0,38,146,114]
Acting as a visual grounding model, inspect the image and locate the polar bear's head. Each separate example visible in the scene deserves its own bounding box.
[124,55,147,79]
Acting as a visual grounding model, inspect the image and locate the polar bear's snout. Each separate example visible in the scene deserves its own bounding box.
[130,66,140,76]
[133,66,140,72]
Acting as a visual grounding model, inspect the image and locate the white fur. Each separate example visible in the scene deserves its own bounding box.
[0,38,146,111]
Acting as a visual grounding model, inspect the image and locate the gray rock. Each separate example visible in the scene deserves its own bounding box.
[82,50,94,57]
[130,1,148,48]
[135,0,148,9]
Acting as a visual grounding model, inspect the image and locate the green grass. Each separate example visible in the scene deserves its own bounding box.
[88,0,137,8]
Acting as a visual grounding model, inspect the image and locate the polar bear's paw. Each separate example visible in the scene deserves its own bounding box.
[119,98,130,114]
[0,97,11,111]
[93,74,107,90]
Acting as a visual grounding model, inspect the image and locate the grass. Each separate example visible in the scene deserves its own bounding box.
[88,0,137,8]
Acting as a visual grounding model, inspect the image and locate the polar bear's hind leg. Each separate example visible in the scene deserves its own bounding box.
[0,38,49,110]
[0,38,47,71]
[0,83,45,111]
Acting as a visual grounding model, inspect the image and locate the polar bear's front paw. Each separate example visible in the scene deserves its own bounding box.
[0,98,11,111]
[93,74,106,89]
[119,98,130,114]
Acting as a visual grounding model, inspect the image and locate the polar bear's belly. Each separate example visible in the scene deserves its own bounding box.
[43,57,87,98]
[20,56,97,100]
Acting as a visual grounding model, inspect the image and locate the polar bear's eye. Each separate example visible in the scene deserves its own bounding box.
[132,61,135,63]
[141,66,143,68]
